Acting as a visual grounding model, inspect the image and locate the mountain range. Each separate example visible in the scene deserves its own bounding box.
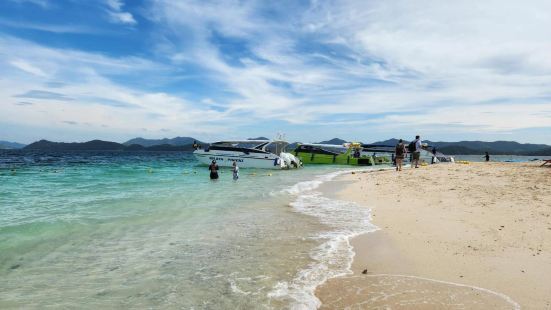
[123,136,204,147]
[0,140,27,149]
[317,138,551,155]
[372,139,551,155]
[2,137,550,155]
[22,139,199,152]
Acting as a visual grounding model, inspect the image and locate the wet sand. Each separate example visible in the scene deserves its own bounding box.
[316,162,551,309]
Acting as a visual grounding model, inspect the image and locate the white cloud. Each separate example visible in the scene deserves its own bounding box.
[2,1,551,143]
[105,0,136,25]
[10,59,48,77]
[105,0,122,11]
[108,12,136,25]
[0,36,231,142]
[146,0,551,138]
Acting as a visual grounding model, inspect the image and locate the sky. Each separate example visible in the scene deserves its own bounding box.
[1,0,550,144]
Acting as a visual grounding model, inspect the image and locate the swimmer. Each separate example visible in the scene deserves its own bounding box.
[209,160,219,180]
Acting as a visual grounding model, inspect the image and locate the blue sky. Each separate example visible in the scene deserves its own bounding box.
[1,0,550,144]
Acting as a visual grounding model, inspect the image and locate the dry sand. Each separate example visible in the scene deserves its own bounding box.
[316,162,551,309]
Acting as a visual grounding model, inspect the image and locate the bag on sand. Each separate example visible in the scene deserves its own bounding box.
[408,141,416,152]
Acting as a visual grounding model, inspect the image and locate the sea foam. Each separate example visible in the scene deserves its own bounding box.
[268,168,381,309]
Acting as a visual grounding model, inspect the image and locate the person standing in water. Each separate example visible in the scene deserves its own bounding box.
[209,160,219,180]
[395,139,407,171]
[232,161,239,180]
[484,152,490,162]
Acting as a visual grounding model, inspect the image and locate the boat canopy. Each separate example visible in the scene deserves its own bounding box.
[294,144,343,155]
[209,140,289,154]
[298,143,347,149]
[212,140,274,144]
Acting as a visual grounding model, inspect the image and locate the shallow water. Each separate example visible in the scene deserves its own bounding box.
[0,151,380,309]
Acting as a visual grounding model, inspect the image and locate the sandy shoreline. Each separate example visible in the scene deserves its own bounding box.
[316,162,551,309]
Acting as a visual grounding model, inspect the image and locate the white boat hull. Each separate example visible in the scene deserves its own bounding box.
[194,150,285,169]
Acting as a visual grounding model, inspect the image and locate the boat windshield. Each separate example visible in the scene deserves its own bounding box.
[211,141,269,149]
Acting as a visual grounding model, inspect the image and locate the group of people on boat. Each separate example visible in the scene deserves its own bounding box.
[208,160,239,181]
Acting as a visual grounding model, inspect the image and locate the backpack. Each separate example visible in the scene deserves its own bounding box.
[395,144,405,156]
[408,141,416,152]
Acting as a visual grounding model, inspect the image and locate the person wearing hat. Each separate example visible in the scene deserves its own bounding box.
[209,160,219,180]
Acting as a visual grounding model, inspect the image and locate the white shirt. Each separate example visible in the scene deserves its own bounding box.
[415,139,422,152]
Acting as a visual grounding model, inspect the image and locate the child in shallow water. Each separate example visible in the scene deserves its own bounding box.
[232,161,239,180]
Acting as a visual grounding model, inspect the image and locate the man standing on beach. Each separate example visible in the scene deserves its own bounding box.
[412,135,422,168]
[395,139,406,171]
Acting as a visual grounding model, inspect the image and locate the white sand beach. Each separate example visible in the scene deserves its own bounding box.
[316,162,551,309]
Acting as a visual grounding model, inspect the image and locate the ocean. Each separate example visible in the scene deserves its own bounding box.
[1,151,546,309]
[0,151,378,309]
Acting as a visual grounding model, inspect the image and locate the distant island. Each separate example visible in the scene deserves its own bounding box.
[1,137,550,155]
[0,140,27,150]
[21,139,206,152]
[122,136,201,147]
[317,138,551,156]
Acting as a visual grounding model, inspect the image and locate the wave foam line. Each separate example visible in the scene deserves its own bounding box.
[268,168,387,309]
[358,274,521,310]
[283,167,394,196]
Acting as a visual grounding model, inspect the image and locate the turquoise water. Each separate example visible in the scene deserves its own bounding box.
[0,151,378,309]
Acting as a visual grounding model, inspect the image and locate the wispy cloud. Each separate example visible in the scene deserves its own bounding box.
[145,0,551,138]
[1,0,551,143]
[10,59,47,77]
[0,18,98,34]
[8,0,49,8]
[15,90,74,101]
[0,35,231,142]
[105,0,136,25]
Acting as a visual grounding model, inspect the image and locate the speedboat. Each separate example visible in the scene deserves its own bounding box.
[293,142,452,166]
[292,143,375,166]
[193,139,301,169]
